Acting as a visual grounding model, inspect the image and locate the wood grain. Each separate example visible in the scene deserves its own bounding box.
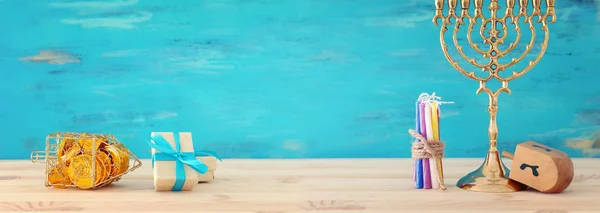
[0,158,599,212]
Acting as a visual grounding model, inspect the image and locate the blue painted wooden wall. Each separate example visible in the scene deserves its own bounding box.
[1,0,599,159]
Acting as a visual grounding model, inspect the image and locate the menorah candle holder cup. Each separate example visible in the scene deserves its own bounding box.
[433,0,557,193]
[502,141,574,193]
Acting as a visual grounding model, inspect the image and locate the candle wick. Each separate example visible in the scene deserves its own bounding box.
[416,92,455,119]
[417,93,430,101]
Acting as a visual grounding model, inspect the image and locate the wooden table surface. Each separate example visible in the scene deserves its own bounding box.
[0,158,598,213]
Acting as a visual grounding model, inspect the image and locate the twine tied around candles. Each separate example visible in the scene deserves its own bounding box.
[409,129,446,190]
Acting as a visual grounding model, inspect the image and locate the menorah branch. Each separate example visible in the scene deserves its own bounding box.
[439,17,491,82]
[497,12,523,57]
[453,14,490,69]
[495,17,551,81]
[465,8,487,55]
[497,24,550,81]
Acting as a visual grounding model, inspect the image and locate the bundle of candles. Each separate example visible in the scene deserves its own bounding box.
[411,93,452,190]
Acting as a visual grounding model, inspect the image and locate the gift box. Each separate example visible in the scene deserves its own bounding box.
[196,156,218,182]
[149,132,209,191]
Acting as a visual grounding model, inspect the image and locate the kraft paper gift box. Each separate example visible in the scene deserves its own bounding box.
[149,132,209,191]
[196,155,219,182]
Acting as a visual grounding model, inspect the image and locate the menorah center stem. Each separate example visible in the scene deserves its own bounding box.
[487,100,499,150]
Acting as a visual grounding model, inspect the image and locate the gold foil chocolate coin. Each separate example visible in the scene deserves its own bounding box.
[103,145,122,177]
[94,151,111,184]
[78,137,106,154]
[119,151,130,174]
[93,157,107,185]
[61,143,82,166]
[114,144,131,174]
[67,154,105,189]
[48,165,70,188]
[57,135,76,162]
[96,135,109,149]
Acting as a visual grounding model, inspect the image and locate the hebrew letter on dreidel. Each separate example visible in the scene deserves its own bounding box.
[519,163,540,177]
[502,141,574,193]
[532,144,552,152]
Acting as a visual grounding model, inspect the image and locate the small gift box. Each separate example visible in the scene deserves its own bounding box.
[196,155,219,182]
[149,132,209,191]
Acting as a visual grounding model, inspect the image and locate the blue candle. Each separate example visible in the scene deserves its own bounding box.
[415,100,424,189]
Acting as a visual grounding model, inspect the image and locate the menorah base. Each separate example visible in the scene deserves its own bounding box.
[456,150,528,193]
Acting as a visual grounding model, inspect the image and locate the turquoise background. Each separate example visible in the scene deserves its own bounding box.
[1,0,599,159]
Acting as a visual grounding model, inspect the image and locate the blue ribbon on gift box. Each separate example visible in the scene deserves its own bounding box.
[148,132,221,191]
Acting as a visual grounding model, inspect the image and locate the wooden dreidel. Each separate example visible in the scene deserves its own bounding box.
[501,141,574,193]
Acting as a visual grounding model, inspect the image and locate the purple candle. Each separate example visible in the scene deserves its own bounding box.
[420,102,432,189]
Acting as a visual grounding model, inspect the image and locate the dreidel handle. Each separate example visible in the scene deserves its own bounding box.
[502,151,514,160]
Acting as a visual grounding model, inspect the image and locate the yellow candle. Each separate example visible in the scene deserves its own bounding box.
[432,103,440,141]
[431,103,443,180]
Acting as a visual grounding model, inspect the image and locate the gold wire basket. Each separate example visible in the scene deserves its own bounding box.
[30,132,142,189]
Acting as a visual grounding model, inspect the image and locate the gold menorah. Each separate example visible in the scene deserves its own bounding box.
[433,0,556,192]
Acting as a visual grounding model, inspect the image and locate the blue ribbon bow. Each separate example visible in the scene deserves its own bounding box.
[148,132,221,191]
